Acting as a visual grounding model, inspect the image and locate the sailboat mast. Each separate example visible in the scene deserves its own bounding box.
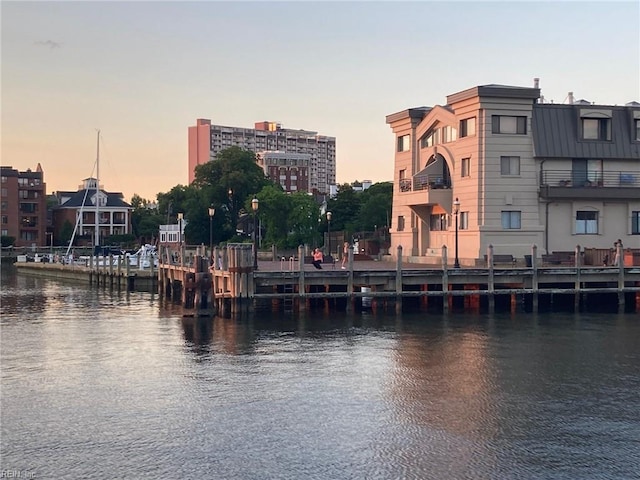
[95,130,100,248]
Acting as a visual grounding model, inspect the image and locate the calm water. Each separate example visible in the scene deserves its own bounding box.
[1,265,639,480]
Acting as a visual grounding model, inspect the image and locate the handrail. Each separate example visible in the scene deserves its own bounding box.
[541,169,640,188]
[398,174,451,193]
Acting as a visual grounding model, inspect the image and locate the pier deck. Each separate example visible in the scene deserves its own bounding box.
[13,245,640,316]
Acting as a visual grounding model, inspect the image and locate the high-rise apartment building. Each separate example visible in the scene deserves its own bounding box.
[1,164,47,247]
[188,119,336,194]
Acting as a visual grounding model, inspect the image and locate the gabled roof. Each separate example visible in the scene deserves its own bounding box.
[532,104,640,159]
[56,189,131,209]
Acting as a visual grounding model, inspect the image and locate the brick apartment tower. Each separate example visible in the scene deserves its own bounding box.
[188,119,336,194]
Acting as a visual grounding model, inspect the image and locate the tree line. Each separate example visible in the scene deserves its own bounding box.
[130,147,392,251]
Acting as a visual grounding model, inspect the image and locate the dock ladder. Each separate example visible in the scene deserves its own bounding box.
[283,283,295,313]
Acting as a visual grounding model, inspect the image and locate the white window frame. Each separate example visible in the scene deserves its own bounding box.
[397,134,410,152]
[501,211,521,229]
[581,118,611,141]
[460,211,469,230]
[500,156,521,176]
[575,210,598,234]
[461,158,470,177]
[492,115,527,135]
[632,211,640,235]
[459,117,476,137]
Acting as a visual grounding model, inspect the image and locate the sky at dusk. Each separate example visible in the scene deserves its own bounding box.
[2,1,639,202]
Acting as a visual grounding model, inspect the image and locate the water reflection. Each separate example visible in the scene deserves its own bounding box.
[0,265,48,316]
[2,266,640,479]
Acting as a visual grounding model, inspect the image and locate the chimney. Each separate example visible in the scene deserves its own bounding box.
[534,78,539,89]
[568,92,574,104]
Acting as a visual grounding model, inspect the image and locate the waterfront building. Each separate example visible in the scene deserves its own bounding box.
[0,164,47,247]
[188,119,336,194]
[52,177,132,246]
[386,82,640,265]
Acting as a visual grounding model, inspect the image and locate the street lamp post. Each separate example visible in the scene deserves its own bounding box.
[453,198,460,268]
[326,211,332,257]
[208,204,215,254]
[251,197,259,270]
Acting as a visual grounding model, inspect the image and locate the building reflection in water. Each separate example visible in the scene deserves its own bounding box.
[1,266,49,316]
[181,317,258,358]
[384,320,501,474]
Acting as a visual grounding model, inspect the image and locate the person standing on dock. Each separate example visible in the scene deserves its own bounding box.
[613,239,623,267]
[341,242,349,269]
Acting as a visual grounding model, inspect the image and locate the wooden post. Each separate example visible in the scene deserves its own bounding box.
[617,242,625,312]
[89,253,94,285]
[488,244,495,315]
[150,253,155,291]
[395,245,403,314]
[126,255,131,288]
[346,245,353,313]
[442,245,449,314]
[532,244,539,313]
[211,246,219,306]
[193,255,202,314]
[118,253,123,290]
[109,254,114,287]
[229,245,237,314]
[298,245,306,313]
[574,244,581,312]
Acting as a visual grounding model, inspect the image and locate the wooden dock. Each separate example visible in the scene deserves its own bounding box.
[156,244,640,316]
[12,244,640,316]
[13,255,157,291]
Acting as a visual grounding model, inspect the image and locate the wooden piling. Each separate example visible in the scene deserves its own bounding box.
[487,244,495,315]
[395,245,403,314]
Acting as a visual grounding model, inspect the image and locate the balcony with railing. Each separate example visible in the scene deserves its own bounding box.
[397,173,452,207]
[540,169,640,199]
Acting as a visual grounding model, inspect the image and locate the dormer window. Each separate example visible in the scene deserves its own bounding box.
[92,193,108,207]
[580,108,612,141]
[582,118,611,140]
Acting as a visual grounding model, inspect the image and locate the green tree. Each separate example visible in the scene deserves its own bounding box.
[327,184,361,235]
[59,220,74,246]
[287,192,321,248]
[1,236,15,248]
[187,147,276,244]
[357,181,393,231]
[130,194,164,244]
[247,185,290,248]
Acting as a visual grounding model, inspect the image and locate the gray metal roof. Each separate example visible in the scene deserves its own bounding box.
[56,190,131,209]
[532,104,640,159]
